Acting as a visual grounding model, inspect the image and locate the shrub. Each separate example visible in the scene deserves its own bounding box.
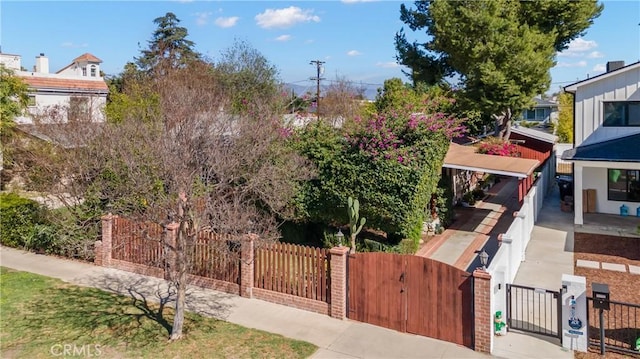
[0,193,46,248]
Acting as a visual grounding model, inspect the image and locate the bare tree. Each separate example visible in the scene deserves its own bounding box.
[319,76,366,127]
[22,61,313,340]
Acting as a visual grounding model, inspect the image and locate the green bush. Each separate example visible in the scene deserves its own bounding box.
[0,193,46,248]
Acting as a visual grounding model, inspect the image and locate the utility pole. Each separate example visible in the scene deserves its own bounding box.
[310,60,325,119]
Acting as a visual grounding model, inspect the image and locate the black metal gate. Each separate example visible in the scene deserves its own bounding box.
[506,284,562,339]
[587,297,640,356]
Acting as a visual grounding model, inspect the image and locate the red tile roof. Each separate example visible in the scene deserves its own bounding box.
[20,76,108,92]
[72,53,102,63]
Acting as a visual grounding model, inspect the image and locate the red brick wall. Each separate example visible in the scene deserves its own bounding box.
[253,288,329,315]
[473,269,492,353]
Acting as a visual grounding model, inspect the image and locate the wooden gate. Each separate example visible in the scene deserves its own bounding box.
[347,252,474,348]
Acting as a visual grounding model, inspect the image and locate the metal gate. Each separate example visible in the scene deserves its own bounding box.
[506,284,562,339]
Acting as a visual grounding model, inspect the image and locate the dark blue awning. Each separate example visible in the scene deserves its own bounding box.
[562,133,640,162]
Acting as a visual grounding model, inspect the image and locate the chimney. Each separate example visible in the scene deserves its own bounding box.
[35,53,49,74]
[606,61,625,73]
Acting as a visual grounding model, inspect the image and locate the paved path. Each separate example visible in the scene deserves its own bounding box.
[0,246,491,359]
[492,186,575,359]
[417,177,520,272]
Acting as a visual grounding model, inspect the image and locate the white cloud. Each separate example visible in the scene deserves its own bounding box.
[195,12,212,26]
[559,38,598,57]
[556,60,587,68]
[347,50,362,56]
[587,51,604,59]
[61,42,88,48]
[304,39,315,44]
[255,6,320,29]
[275,34,292,42]
[376,61,400,69]
[592,63,606,72]
[214,16,239,28]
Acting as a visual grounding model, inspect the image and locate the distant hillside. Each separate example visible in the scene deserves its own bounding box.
[282,82,380,101]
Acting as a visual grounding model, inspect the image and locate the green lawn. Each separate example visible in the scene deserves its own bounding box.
[0,267,317,358]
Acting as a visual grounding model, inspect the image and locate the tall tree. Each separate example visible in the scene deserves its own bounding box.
[136,12,201,72]
[24,62,312,341]
[556,92,573,143]
[22,15,312,341]
[396,0,603,138]
[215,39,282,114]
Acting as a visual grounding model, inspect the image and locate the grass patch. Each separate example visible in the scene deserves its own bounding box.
[0,267,317,358]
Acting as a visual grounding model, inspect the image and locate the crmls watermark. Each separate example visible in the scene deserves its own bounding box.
[50,344,102,357]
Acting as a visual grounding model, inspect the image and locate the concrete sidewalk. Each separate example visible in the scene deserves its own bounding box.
[0,246,491,359]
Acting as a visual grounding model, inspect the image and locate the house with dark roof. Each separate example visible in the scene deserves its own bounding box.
[0,52,108,124]
[562,60,640,224]
[519,97,558,125]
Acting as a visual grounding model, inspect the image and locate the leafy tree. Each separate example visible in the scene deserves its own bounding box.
[215,39,282,114]
[293,88,465,252]
[556,92,573,143]
[0,65,28,136]
[396,0,603,138]
[136,12,201,73]
[0,65,29,185]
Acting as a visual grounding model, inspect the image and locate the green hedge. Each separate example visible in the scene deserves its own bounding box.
[0,193,46,248]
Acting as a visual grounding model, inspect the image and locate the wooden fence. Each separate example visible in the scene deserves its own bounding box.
[254,242,330,303]
[111,217,240,285]
[190,231,240,285]
[112,217,163,267]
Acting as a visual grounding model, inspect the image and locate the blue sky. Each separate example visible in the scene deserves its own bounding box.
[1,1,639,95]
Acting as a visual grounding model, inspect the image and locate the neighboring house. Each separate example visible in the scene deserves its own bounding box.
[0,52,108,124]
[520,97,558,125]
[562,61,640,225]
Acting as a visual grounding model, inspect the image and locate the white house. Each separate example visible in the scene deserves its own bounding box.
[562,61,640,224]
[0,52,108,124]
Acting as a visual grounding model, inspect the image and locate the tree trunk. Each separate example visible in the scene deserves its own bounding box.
[170,222,187,341]
[493,108,513,140]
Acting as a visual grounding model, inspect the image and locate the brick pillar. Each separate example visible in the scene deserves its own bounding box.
[473,269,492,353]
[94,240,103,266]
[164,223,179,281]
[240,234,256,298]
[329,246,349,319]
[100,214,114,267]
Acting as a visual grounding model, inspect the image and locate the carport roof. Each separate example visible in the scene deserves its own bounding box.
[443,143,540,178]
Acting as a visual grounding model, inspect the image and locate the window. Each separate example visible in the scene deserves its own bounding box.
[603,101,640,126]
[82,67,87,76]
[27,95,36,107]
[90,65,96,77]
[608,169,640,202]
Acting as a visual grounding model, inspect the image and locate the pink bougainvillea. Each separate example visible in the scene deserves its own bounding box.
[477,141,519,157]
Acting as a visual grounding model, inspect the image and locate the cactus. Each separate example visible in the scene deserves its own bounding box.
[347,196,366,253]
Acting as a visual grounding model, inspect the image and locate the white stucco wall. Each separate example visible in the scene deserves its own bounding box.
[0,53,21,70]
[573,66,640,147]
[17,94,106,124]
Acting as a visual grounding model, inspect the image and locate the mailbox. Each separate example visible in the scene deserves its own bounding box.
[592,282,610,310]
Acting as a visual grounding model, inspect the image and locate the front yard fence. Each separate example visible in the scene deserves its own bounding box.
[96,214,340,316]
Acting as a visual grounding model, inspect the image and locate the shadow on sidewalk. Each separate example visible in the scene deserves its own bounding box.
[80,271,236,321]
